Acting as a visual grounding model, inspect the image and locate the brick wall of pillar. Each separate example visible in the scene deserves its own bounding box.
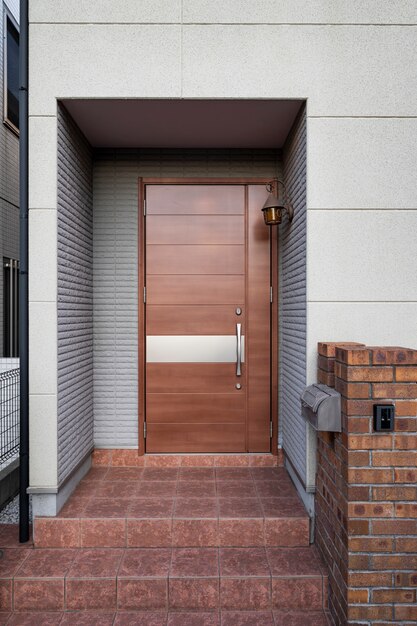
[315,342,417,625]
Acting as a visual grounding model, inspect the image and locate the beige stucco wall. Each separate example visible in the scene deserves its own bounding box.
[28,1,417,490]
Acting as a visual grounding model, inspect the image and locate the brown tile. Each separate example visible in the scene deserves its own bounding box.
[276,451,285,467]
[0,612,10,626]
[177,481,216,498]
[219,520,265,547]
[60,612,115,626]
[66,578,116,610]
[249,455,278,468]
[273,611,329,626]
[168,612,220,625]
[218,499,262,519]
[106,468,143,481]
[82,467,109,482]
[266,548,323,577]
[214,455,249,467]
[220,578,270,609]
[179,456,215,468]
[323,583,329,611]
[58,497,90,518]
[68,548,123,577]
[114,612,168,626]
[260,499,306,518]
[83,498,131,518]
[127,520,172,548]
[216,481,257,498]
[271,578,323,610]
[13,579,64,610]
[170,548,218,578]
[222,611,274,625]
[118,579,168,610]
[34,519,80,548]
[92,449,112,466]
[95,482,139,498]
[142,469,179,482]
[137,482,177,498]
[6,613,63,625]
[179,468,216,480]
[251,468,287,482]
[0,549,30,577]
[129,499,174,519]
[71,483,99,499]
[172,519,218,547]
[81,519,126,548]
[216,469,253,481]
[119,549,172,578]
[0,525,32,548]
[174,498,218,519]
[220,548,270,577]
[16,549,75,578]
[0,580,12,610]
[169,579,219,610]
[145,455,181,468]
[264,519,309,547]
[112,450,145,467]
[255,482,295,499]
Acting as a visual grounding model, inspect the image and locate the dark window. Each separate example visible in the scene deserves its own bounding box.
[3,258,19,357]
[4,12,19,132]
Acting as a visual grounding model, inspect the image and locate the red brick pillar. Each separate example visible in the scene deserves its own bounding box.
[315,343,417,625]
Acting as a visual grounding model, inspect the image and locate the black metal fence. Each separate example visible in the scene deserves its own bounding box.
[0,369,20,466]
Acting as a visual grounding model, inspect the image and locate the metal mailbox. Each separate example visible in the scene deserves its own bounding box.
[300,383,341,432]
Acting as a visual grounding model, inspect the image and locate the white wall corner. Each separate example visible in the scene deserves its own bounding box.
[29,394,58,489]
[29,115,58,209]
[29,209,57,302]
[31,453,91,516]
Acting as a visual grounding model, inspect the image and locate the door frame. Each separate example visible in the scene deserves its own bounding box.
[138,177,279,455]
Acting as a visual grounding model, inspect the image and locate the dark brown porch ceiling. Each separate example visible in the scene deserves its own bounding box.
[61,99,303,149]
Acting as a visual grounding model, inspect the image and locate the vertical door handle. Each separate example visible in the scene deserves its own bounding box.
[236,323,242,376]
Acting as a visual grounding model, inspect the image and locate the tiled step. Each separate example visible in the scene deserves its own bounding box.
[92,451,284,468]
[33,467,310,549]
[0,610,333,625]
[0,546,328,614]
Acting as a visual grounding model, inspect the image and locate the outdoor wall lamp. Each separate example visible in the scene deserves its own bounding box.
[261,178,294,226]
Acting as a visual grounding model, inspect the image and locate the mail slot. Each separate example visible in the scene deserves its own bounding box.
[300,384,341,432]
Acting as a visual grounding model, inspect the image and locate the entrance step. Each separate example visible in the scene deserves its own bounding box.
[0,612,333,625]
[33,467,310,549]
[92,451,284,468]
[0,546,328,615]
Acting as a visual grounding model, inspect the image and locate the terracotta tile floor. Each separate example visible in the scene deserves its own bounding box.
[33,466,311,549]
[67,467,306,514]
[0,542,331,621]
[0,467,332,622]
[0,610,333,625]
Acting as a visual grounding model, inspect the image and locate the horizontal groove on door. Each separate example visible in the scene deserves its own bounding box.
[146,335,245,363]
[146,305,245,335]
[146,423,246,453]
[146,393,245,423]
[147,275,245,305]
[146,244,245,275]
[146,216,244,245]
[146,185,245,215]
[146,363,245,394]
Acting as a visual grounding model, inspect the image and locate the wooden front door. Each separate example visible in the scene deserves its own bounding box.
[142,180,273,453]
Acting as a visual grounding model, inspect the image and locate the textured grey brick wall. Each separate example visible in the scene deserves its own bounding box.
[57,104,93,483]
[93,149,282,448]
[0,0,20,356]
[280,106,308,486]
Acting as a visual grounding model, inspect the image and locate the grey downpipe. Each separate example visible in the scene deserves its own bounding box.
[19,0,29,543]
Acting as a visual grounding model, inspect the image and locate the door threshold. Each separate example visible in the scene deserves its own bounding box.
[92,449,283,468]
